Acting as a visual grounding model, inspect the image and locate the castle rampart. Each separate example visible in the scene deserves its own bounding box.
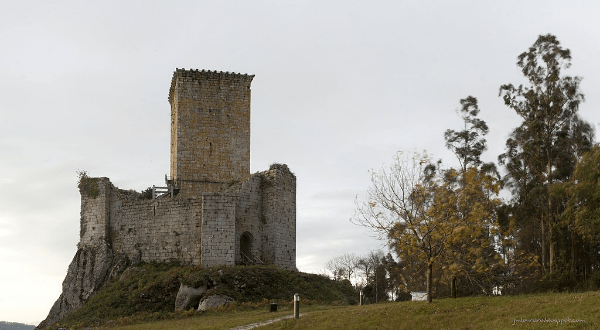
[77,163,296,269]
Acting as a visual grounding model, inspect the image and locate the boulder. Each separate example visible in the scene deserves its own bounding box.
[175,284,207,311]
[197,294,234,312]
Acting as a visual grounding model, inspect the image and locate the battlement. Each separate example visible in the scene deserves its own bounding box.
[169,68,255,104]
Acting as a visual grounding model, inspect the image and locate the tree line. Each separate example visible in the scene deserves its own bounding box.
[324,251,411,303]
[346,34,600,302]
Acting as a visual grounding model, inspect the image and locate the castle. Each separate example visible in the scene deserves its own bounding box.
[38,69,296,328]
[78,69,296,270]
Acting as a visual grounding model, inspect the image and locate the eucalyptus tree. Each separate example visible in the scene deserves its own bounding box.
[442,97,504,297]
[498,34,594,273]
[444,96,489,174]
[558,145,600,277]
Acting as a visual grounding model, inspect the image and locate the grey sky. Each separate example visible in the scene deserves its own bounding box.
[1,0,600,324]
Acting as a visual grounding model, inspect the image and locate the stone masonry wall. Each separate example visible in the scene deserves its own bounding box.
[169,69,254,197]
[108,192,203,264]
[200,194,236,267]
[76,170,296,270]
[79,178,111,248]
[78,178,204,264]
[262,164,297,270]
[230,174,264,264]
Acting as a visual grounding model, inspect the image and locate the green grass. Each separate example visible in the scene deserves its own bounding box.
[111,305,340,330]
[261,291,600,330]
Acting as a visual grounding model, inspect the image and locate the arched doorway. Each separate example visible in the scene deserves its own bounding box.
[240,232,253,264]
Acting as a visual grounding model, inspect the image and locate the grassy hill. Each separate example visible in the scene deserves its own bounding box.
[46,263,357,329]
[107,291,600,330]
[259,291,600,330]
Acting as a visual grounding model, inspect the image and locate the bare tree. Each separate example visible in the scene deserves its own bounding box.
[357,250,385,285]
[352,150,456,303]
[325,256,346,281]
[325,253,361,284]
[351,150,434,240]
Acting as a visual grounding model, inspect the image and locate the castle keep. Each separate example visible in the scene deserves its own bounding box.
[169,69,252,194]
[80,69,297,270]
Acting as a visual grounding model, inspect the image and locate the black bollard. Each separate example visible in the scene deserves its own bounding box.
[270,303,278,312]
[294,293,300,319]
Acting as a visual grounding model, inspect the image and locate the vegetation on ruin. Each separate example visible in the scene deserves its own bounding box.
[46,263,357,329]
[77,169,156,200]
[76,170,100,198]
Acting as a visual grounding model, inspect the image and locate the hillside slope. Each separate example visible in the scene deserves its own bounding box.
[41,263,356,329]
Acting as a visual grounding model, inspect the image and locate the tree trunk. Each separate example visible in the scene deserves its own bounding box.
[541,216,547,272]
[547,148,554,274]
[570,230,575,275]
[548,189,555,274]
[451,276,456,298]
[426,262,433,303]
[549,222,554,274]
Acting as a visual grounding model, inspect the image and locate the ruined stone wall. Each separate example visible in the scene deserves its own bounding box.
[262,164,297,271]
[200,194,236,267]
[169,69,254,197]
[78,178,204,264]
[108,192,203,264]
[76,170,296,271]
[79,178,111,248]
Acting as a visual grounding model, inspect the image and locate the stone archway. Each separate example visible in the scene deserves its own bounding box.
[240,231,253,264]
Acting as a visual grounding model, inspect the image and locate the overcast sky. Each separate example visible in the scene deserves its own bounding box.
[2,0,600,325]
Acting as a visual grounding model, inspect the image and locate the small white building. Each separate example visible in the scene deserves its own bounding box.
[411,291,427,301]
[493,286,503,295]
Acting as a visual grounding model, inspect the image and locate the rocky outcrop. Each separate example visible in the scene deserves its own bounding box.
[36,243,121,329]
[175,284,207,311]
[198,294,234,312]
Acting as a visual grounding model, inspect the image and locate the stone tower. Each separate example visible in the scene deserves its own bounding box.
[168,69,254,195]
